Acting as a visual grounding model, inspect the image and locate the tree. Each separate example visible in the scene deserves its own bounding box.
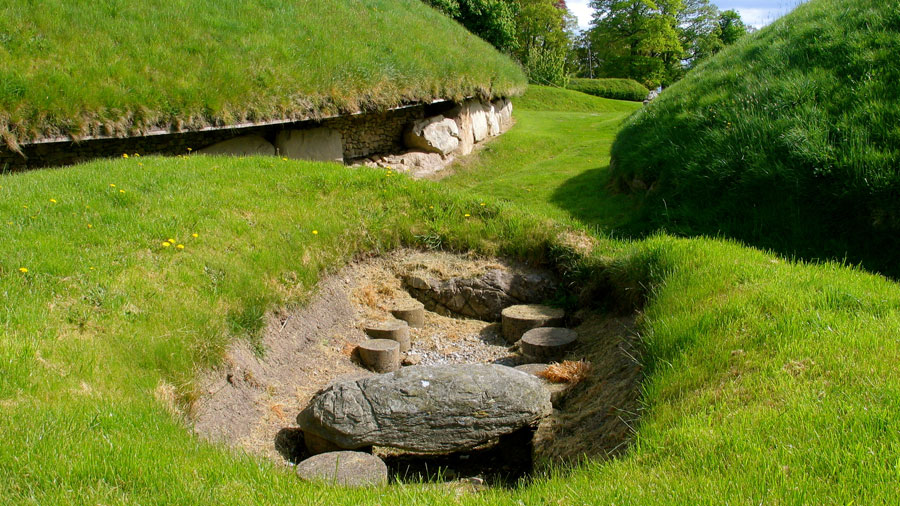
[424,0,576,86]
[422,0,519,52]
[718,9,750,46]
[588,0,685,88]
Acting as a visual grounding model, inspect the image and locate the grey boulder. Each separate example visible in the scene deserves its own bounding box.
[297,364,551,453]
[404,115,460,155]
[295,451,388,487]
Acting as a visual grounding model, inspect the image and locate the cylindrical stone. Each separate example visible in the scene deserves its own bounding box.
[501,304,565,344]
[295,451,388,487]
[520,327,578,363]
[391,300,425,328]
[363,319,410,352]
[357,339,400,373]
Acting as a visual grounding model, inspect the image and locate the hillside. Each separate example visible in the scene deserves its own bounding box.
[608,0,900,274]
[0,0,526,150]
[2,88,899,503]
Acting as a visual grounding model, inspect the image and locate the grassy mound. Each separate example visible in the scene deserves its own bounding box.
[567,78,650,102]
[0,0,526,149]
[609,0,900,274]
[2,86,898,503]
[516,85,640,114]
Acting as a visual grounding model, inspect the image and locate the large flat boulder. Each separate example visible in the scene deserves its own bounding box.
[276,127,344,163]
[198,135,276,157]
[297,364,551,453]
[448,103,475,156]
[404,115,460,155]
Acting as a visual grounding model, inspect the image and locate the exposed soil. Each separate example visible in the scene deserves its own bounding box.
[190,249,642,482]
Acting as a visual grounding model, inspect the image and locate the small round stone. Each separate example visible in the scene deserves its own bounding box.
[364,319,410,352]
[501,304,565,344]
[520,327,578,363]
[295,451,388,487]
[390,300,425,328]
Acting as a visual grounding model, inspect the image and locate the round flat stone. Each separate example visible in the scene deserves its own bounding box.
[295,451,388,487]
[520,327,578,363]
[501,304,565,344]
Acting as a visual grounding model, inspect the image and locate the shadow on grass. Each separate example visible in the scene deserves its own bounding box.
[549,166,647,237]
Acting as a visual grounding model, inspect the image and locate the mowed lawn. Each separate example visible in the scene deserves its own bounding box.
[446,86,642,233]
[1,87,898,504]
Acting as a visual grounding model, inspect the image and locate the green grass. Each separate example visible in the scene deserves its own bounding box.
[0,0,526,150]
[2,86,900,504]
[446,85,643,231]
[608,0,900,276]
[566,78,650,102]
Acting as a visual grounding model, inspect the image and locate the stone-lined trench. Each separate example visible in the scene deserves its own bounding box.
[189,250,643,488]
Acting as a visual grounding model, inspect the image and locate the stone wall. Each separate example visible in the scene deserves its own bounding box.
[0,104,429,172]
[0,99,509,173]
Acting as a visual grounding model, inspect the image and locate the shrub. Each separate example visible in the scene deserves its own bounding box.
[567,78,650,102]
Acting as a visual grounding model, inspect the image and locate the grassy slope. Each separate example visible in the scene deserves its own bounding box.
[446,85,643,231]
[608,0,900,275]
[0,0,526,148]
[1,87,899,504]
[567,78,650,102]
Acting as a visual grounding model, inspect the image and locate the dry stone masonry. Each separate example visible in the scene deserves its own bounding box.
[1,98,512,173]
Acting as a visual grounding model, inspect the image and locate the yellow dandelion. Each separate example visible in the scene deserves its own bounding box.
[176,244,185,250]
[480,203,486,206]
[90,267,95,270]
[192,233,199,238]
[138,163,144,167]
[18,267,27,273]
[312,230,319,235]
[49,199,57,203]
[186,147,193,152]
[429,206,434,209]
[22,205,27,209]
[168,238,175,244]
[134,153,140,157]
[119,189,125,194]
[282,157,288,161]
[122,154,129,159]
[162,242,171,248]
[464,214,471,217]
[87,224,93,229]
[109,184,116,188]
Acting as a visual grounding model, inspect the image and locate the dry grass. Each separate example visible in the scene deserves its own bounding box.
[538,360,592,384]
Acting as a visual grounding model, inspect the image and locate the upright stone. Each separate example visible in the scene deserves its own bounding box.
[467,101,489,142]
[450,104,476,156]
[496,99,514,132]
[276,127,344,163]
[198,135,276,157]
[486,103,501,137]
[295,451,388,487]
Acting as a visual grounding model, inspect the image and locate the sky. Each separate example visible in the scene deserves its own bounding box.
[567,0,807,31]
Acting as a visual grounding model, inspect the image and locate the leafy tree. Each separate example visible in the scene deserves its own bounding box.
[424,0,576,86]
[588,0,685,88]
[718,9,750,45]
[422,0,519,52]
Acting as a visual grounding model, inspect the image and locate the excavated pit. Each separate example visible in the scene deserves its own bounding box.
[191,249,642,487]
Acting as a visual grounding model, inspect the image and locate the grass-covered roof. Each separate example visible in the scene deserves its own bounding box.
[0,0,527,150]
